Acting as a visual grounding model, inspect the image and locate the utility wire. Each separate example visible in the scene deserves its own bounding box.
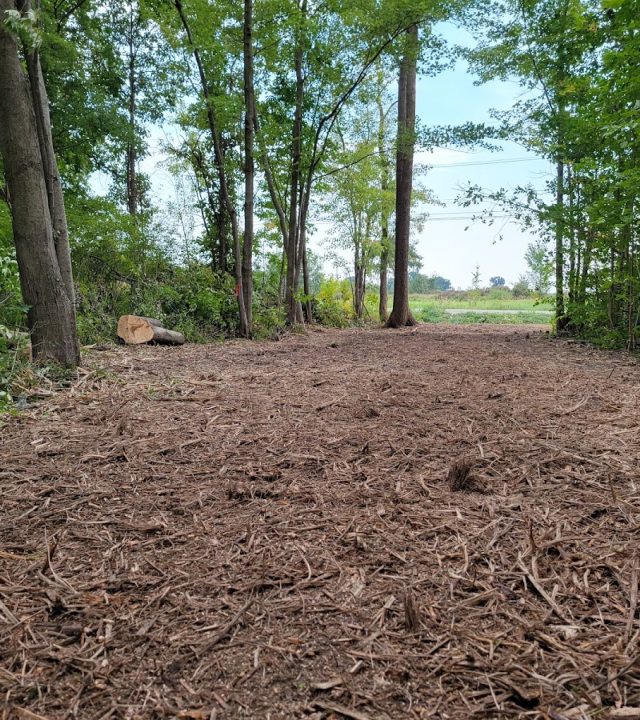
[425,157,541,168]
[317,153,542,181]
[424,215,512,221]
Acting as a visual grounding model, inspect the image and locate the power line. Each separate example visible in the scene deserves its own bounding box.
[317,153,543,181]
[425,210,513,217]
[424,157,542,169]
[426,210,504,216]
[314,214,514,224]
[424,215,512,222]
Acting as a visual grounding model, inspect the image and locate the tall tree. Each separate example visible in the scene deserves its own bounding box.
[242,0,255,334]
[387,24,418,328]
[464,0,596,325]
[376,69,393,323]
[172,0,250,337]
[0,0,79,364]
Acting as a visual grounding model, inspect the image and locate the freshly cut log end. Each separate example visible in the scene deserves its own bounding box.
[117,315,185,346]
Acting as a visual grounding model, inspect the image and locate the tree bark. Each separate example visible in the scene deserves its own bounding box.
[242,0,254,335]
[376,77,390,323]
[354,216,369,320]
[299,181,312,323]
[379,229,389,322]
[286,8,305,326]
[126,15,138,217]
[301,228,312,322]
[555,158,565,324]
[0,0,79,365]
[20,9,74,308]
[387,24,418,329]
[174,0,248,336]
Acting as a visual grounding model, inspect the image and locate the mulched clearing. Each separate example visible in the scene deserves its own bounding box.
[1,325,639,720]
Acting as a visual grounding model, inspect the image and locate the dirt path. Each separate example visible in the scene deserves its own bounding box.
[1,325,639,719]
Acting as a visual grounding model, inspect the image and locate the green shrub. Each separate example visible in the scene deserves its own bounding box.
[314,278,354,327]
[420,305,446,323]
[75,264,240,344]
[0,252,27,330]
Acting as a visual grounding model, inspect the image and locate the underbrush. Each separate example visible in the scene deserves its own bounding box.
[76,265,241,344]
[409,288,553,326]
[313,278,378,327]
[447,311,551,325]
[0,337,77,416]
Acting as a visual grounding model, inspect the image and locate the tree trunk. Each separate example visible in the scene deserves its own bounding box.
[174,0,248,336]
[301,229,312,323]
[22,33,75,307]
[379,229,389,323]
[555,158,565,324]
[126,27,138,217]
[376,78,390,323]
[0,0,79,365]
[387,25,418,329]
[217,184,228,273]
[117,315,185,345]
[298,181,312,323]
[354,216,370,320]
[242,0,254,335]
[286,19,305,325]
[567,164,575,304]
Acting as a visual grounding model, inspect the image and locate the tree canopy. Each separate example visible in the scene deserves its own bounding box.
[0,0,638,365]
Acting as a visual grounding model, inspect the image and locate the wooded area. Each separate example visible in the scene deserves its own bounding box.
[0,0,638,370]
[0,0,639,717]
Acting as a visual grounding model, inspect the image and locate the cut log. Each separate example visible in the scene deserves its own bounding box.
[117,315,185,346]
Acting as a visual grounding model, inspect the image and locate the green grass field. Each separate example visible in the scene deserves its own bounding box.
[408,291,554,325]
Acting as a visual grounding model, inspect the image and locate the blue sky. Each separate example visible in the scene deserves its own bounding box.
[407,23,552,288]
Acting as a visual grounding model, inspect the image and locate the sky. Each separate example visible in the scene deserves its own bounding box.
[105,22,553,291]
[406,30,553,289]
[314,23,554,289]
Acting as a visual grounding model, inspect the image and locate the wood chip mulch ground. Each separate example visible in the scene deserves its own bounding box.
[1,325,639,720]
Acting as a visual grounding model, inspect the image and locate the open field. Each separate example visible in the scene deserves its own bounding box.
[408,293,550,311]
[1,325,639,718]
[408,293,554,325]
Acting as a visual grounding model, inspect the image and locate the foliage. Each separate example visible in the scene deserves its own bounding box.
[4,7,42,49]
[313,278,355,328]
[524,239,553,293]
[0,341,27,413]
[462,0,640,348]
[408,272,452,293]
[470,264,481,290]
[512,275,532,297]
[413,289,552,325]
[76,264,239,344]
[409,288,546,311]
[1,0,637,357]
[0,250,26,331]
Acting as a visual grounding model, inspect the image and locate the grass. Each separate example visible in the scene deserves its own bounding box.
[408,290,554,326]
